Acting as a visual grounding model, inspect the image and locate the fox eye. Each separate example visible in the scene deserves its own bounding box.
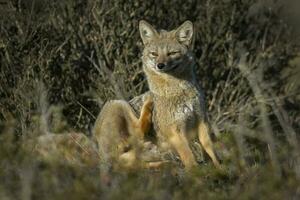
[150,52,158,57]
[167,51,180,56]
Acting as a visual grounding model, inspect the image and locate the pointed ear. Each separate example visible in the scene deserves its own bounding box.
[139,20,158,45]
[175,21,194,47]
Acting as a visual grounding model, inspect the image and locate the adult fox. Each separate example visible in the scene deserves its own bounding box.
[94,20,220,171]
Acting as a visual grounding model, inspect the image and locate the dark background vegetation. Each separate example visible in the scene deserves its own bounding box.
[0,0,299,199]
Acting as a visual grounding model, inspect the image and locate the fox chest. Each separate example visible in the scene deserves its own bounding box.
[152,95,201,133]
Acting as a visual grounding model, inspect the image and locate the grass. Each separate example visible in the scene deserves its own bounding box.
[0,0,299,199]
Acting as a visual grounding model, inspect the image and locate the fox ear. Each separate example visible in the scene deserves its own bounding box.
[139,20,158,45]
[175,21,194,47]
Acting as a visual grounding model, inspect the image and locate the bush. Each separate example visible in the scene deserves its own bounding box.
[0,0,299,199]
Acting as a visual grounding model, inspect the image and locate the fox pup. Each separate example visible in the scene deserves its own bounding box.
[133,20,221,170]
[93,95,161,173]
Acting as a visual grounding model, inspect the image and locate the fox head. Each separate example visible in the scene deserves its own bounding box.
[139,20,195,75]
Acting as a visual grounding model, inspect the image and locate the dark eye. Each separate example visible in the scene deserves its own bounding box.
[150,52,158,57]
[168,51,180,56]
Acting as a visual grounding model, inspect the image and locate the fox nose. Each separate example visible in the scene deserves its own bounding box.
[157,63,165,70]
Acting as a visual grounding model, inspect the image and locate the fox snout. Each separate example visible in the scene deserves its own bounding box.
[156,55,168,70]
[155,60,181,72]
[153,55,185,72]
[154,54,171,71]
[147,52,180,72]
[157,63,166,70]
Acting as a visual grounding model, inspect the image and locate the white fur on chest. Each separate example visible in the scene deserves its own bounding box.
[174,99,195,121]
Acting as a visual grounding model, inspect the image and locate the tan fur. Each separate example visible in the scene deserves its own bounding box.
[136,20,221,170]
[93,95,159,173]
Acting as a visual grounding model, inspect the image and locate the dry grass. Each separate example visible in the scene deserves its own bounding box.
[0,0,299,199]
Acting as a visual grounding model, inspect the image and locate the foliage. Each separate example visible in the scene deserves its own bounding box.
[0,0,299,199]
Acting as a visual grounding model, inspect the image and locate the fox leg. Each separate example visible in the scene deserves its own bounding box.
[198,121,221,168]
[136,95,153,139]
[114,97,154,169]
[167,126,197,170]
[93,97,153,171]
[118,96,153,168]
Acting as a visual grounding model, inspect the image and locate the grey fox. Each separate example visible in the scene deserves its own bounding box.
[132,20,221,170]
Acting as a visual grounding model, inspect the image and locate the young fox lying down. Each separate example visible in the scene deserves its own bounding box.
[93,95,166,172]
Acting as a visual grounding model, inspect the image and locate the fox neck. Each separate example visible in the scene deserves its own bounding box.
[144,64,197,97]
